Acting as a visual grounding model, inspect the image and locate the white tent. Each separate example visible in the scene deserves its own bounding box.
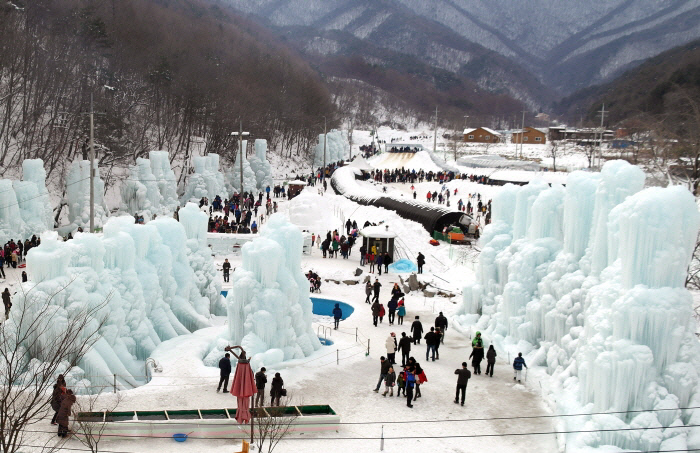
[346,156,373,172]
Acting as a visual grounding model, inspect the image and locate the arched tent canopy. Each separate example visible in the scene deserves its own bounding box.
[371,198,467,233]
[330,166,472,234]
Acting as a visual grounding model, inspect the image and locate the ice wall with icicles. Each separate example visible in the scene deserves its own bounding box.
[65,160,109,229]
[0,159,54,243]
[313,130,349,167]
[16,208,221,391]
[225,140,257,196]
[248,139,274,191]
[181,153,227,204]
[120,151,180,220]
[209,214,321,370]
[456,160,700,451]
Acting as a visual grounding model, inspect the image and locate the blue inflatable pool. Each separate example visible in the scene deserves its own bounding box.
[310,297,354,320]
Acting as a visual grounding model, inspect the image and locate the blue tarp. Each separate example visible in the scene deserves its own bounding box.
[388,258,418,274]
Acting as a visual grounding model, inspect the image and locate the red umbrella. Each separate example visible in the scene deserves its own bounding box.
[227,346,257,424]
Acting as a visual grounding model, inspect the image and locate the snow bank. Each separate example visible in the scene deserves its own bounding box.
[457,160,700,451]
[18,208,221,391]
[221,214,321,370]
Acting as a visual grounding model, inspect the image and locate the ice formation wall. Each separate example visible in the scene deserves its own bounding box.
[313,130,349,167]
[248,139,274,191]
[17,210,221,391]
[226,140,257,195]
[457,160,700,451]
[221,214,321,369]
[0,159,54,243]
[65,160,109,229]
[182,153,227,204]
[120,152,180,220]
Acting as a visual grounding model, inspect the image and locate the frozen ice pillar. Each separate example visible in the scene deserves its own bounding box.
[227,214,321,368]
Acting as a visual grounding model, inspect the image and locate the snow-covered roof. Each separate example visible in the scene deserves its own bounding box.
[287,180,307,186]
[360,224,398,238]
[463,127,501,136]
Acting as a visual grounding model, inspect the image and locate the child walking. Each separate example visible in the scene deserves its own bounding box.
[383,367,396,397]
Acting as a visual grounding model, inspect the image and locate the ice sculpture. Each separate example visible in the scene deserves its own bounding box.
[457,160,700,451]
[178,203,224,315]
[181,153,227,204]
[120,158,162,220]
[226,140,257,195]
[223,214,321,369]
[19,213,219,392]
[120,152,180,220]
[0,159,54,243]
[149,151,179,213]
[65,160,109,229]
[313,130,349,167]
[248,139,274,191]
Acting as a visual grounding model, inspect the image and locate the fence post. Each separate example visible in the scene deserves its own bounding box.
[356,327,358,342]
[367,338,370,356]
[337,349,339,365]
[113,374,117,393]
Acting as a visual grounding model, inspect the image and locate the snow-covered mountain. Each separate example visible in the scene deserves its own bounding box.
[224,0,700,96]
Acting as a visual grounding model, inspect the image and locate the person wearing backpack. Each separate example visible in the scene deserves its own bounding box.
[513,353,527,383]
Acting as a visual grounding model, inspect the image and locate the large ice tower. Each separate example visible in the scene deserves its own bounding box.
[225,214,321,369]
[17,206,222,391]
[457,160,700,451]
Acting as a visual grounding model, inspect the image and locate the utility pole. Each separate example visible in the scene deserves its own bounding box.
[519,110,526,159]
[230,120,249,194]
[597,104,606,169]
[433,106,438,154]
[463,114,469,130]
[323,116,327,181]
[348,117,354,160]
[81,93,104,233]
[89,94,95,233]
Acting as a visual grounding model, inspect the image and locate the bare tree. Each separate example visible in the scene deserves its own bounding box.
[71,387,124,453]
[249,395,300,453]
[549,141,560,172]
[0,282,110,453]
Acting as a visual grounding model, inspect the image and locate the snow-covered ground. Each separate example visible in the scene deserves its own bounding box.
[7,125,697,453]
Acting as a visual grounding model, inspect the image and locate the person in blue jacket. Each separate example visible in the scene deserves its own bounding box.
[332,303,342,330]
[375,254,383,275]
[404,366,416,408]
[513,352,527,383]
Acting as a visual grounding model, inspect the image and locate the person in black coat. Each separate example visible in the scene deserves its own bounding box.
[454,362,471,406]
[270,373,284,406]
[332,303,342,329]
[222,259,231,283]
[255,367,267,406]
[217,353,232,392]
[416,252,425,274]
[373,279,381,303]
[383,252,391,273]
[469,346,484,375]
[486,345,497,377]
[434,312,448,343]
[398,332,411,366]
[410,316,423,345]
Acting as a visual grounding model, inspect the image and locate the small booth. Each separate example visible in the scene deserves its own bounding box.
[287,180,307,200]
[360,224,397,262]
